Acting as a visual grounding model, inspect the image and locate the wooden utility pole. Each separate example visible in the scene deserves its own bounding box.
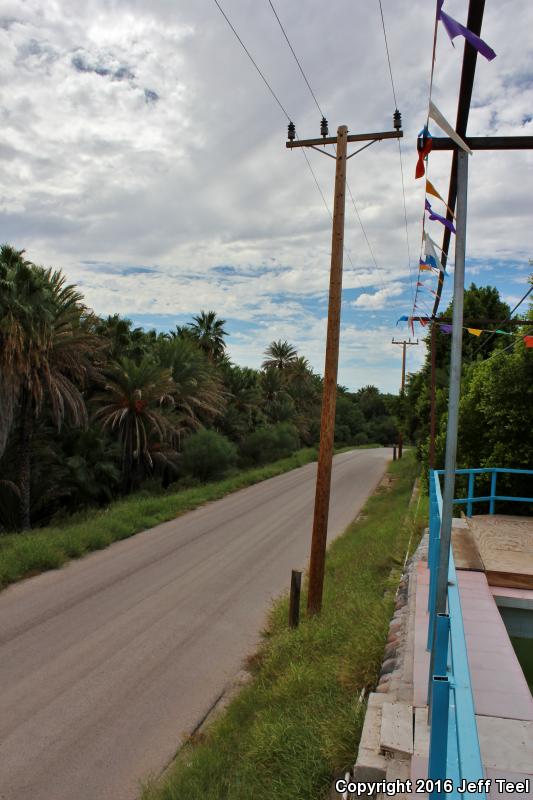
[391,339,418,459]
[286,117,403,615]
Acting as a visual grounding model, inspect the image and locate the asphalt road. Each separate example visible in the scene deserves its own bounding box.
[0,447,391,800]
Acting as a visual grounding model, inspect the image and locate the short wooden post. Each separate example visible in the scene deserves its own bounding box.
[289,570,302,628]
[393,445,397,461]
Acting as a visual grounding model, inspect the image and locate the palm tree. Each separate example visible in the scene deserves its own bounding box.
[156,336,226,429]
[262,339,298,370]
[0,246,97,528]
[93,358,178,491]
[188,310,228,362]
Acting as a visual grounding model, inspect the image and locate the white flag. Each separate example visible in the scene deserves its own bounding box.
[424,231,446,273]
[429,100,473,154]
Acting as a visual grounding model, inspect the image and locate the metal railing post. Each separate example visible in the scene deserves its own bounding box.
[490,470,497,514]
[427,472,440,650]
[428,612,450,709]
[467,471,475,517]
[428,675,450,794]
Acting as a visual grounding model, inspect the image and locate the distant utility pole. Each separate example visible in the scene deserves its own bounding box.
[286,114,403,615]
[391,338,419,459]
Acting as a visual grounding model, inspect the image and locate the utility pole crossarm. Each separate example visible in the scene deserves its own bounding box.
[286,130,403,148]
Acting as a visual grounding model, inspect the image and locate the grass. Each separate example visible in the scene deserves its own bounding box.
[141,452,423,800]
[0,444,380,590]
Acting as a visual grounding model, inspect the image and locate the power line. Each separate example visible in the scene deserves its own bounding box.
[470,283,533,360]
[266,0,324,118]
[346,182,386,291]
[211,0,291,122]
[377,0,398,108]
[264,0,389,291]
[211,0,336,256]
[376,0,415,308]
[483,326,533,362]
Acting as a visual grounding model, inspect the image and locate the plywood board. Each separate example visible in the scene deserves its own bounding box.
[380,701,414,756]
[452,528,485,571]
[467,515,533,590]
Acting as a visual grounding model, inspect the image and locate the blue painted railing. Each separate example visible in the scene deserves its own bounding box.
[449,467,533,517]
[426,469,483,799]
[426,466,533,798]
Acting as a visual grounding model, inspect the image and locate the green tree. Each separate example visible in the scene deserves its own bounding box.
[93,358,177,491]
[262,340,298,370]
[0,246,96,528]
[156,336,226,430]
[188,310,228,362]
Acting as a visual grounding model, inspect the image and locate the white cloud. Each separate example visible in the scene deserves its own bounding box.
[0,0,531,391]
[352,284,404,310]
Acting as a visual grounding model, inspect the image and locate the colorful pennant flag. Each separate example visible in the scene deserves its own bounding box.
[467,328,482,336]
[425,199,456,234]
[496,329,513,336]
[524,336,533,348]
[440,324,453,334]
[437,0,496,61]
[428,100,473,154]
[424,231,446,273]
[416,127,433,179]
[426,178,446,204]
[396,315,409,324]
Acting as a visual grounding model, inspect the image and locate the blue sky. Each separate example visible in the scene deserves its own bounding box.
[1,0,532,392]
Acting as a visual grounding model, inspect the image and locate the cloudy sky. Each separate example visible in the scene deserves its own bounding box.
[1,0,532,391]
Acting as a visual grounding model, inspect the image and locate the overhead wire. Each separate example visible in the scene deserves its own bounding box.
[211,0,364,271]
[266,0,324,118]
[469,283,533,360]
[211,0,291,122]
[265,0,389,292]
[377,0,416,308]
[481,327,533,363]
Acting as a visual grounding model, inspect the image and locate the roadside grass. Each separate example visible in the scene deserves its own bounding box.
[141,452,423,800]
[0,444,380,590]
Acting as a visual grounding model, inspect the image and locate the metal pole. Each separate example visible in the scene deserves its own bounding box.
[398,342,406,459]
[307,125,348,616]
[434,150,468,617]
[429,322,437,468]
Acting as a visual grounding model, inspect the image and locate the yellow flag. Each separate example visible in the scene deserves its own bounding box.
[426,179,456,219]
[426,179,445,203]
[467,328,482,336]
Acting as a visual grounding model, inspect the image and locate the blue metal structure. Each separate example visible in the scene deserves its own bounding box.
[426,467,533,799]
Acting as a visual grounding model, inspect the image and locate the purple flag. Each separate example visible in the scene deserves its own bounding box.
[437,0,496,61]
[425,199,456,234]
[440,323,453,335]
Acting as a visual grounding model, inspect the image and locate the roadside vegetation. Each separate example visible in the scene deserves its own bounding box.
[0,444,375,590]
[141,453,423,800]
[401,283,533,505]
[0,244,399,536]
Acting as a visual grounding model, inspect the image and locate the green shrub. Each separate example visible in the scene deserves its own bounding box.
[353,431,368,446]
[239,423,300,466]
[182,429,237,481]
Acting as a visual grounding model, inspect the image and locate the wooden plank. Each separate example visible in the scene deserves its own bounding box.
[431,135,533,150]
[468,515,533,590]
[380,701,414,757]
[452,528,484,571]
